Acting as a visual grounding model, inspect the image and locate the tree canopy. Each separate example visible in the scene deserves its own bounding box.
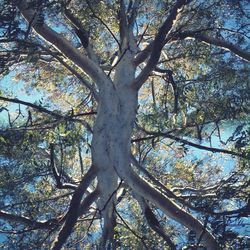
[0,0,249,249]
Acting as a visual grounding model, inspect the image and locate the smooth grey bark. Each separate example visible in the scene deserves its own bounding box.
[134,194,177,250]
[91,49,219,249]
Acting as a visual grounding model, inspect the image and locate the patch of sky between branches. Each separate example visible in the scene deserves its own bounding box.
[0,71,44,126]
[175,121,243,177]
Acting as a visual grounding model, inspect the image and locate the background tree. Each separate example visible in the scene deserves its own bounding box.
[0,0,249,249]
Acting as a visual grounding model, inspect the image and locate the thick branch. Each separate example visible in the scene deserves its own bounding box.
[135,195,176,250]
[128,0,141,28]
[99,203,116,249]
[115,152,219,249]
[171,185,219,194]
[134,42,153,66]
[123,170,220,250]
[78,188,99,217]
[51,166,97,250]
[98,182,123,249]
[16,0,109,85]
[133,0,189,89]
[119,0,128,43]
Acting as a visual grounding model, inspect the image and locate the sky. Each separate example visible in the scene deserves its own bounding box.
[0,1,249,246]
[0,72,44,127]
[0,68,248,244]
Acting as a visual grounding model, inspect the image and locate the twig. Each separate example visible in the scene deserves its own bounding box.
[114,206,150,250]
[86,0,121,49]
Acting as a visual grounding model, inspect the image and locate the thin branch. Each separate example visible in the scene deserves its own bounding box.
[86,0,120,49]
[139,127,250,160]
[50,143,77,190]
[1,192,73,210]
[0,210,58,229]
[171,185,219,194]
[108,48,127,76]
[160,69,179,114]
[64,9,89,48]
[78,145,84,177]
[0,96,65,118]
[1,38,98,99]
[159,132,249,160]
[131,154,177,199]
[114,206,150,250]
[31,40,99,100]
[64,8,99,63]
[0,96,92,130]
[132,135,158,142]
[177,31,250,62]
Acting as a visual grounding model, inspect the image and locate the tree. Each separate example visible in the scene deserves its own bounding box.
[0,0,249,249]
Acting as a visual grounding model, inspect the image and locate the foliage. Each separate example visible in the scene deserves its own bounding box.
[0,0,249,249]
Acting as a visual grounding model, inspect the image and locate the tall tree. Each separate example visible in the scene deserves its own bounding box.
[0,0,249,249]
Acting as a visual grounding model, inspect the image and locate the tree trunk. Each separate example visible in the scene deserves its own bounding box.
[92,79,219,250]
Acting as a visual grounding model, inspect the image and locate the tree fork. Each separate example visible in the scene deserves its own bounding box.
[91,83,219,250]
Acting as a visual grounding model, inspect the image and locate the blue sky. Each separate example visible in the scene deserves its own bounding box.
[0,72,44,126]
